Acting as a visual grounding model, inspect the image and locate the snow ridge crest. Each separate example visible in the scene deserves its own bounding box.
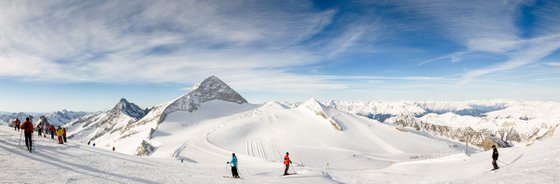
[112,98,147,120]
[165,76,248,114]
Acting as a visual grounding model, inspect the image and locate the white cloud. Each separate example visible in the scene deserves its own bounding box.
[393,0,524,48]
[545,62,560,67]
[0,0,348,92]
[398,0,560,83]
[460,35,560,84]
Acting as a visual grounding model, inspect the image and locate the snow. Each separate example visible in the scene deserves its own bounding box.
[2,120,559,183]
[0,126,341,183]
[5,76,558,183]
[64,99,146,146]
[140,99,463,170]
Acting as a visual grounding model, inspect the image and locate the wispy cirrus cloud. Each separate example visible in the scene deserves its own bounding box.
[460,35,560,84]
[0,0,354,92]
[395,0,560,84]
[1,0,559,110]
[545,62,560,67]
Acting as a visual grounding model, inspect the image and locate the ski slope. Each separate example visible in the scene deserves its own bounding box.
[2,123,559,183]
[0,126,341,184]
[328,130,560,184]
[146,99,462,169]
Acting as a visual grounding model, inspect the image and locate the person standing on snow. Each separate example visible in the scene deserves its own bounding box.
[62,128,67,143]
[283,152,292,175]
[56,126,64,144]
[49,125,55,139]
[14,118,21,131]
[21,117,34,153]
[37,124,43,137]
[227,153,240,178]
[492,145,499,170]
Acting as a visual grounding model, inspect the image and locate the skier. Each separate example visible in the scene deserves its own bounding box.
[112,146,115,151]
[92,143,96,147]
[492,145,499,170]
[37,124,42,137]
[56,127,64,144]
[227,153,240,178]
[14,118,21,131]
[49,125,55,139]
[62,128,67,143]
[283,152,292,175]
[21,117,34,153]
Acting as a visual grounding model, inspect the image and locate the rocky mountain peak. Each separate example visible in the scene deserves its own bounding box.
[189,76,247,104]
[163,76,248,114]
[112,98,146,120]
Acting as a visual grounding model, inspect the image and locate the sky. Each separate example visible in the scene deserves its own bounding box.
[0,0,559,112]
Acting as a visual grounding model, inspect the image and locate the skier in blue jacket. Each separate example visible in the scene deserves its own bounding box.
[227,153,240,178]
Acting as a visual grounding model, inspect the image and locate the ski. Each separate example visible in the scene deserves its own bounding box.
[280,173,298,177]
[223,176,244,179]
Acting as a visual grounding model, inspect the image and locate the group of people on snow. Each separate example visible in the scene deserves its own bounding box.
[13,117,67,144]
[226,152,293,178]
[10,117,503,175]
[11,117,69,152]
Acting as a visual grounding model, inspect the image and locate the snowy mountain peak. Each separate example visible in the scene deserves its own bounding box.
[301,97,326,112]
[188,75,247,104]
[111,98,146,120]
[119,98,129,104]
[191,75,219,91]
[163,76,247,114]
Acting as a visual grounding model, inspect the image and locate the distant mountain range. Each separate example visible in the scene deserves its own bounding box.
[0,110,89,126]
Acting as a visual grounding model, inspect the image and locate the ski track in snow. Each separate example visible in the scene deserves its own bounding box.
[0,126,343,184]
[2,124,560,183]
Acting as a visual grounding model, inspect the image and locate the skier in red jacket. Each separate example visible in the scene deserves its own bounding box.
[283,152,292,175]
[14,118,21,131]
[49,125,55,139]
[21,117,34,153]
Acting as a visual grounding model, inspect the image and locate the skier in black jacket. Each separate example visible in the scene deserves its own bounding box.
[492,145,499,170]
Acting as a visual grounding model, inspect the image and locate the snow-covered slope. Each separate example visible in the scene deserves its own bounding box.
[328,127,560,184]
[154,98,461,169]
[68,76,250,155]
[0,126,342,183]
[65,98,147,146]
[327,100,560,149]
[72,76,463,169]
[2,116,559,183]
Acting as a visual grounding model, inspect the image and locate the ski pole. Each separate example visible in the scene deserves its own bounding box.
[18,130,22,147]
[32,132,35,152]
[290,162,297,173]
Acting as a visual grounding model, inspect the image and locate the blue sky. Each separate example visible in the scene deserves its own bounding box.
[0,0,559,112]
